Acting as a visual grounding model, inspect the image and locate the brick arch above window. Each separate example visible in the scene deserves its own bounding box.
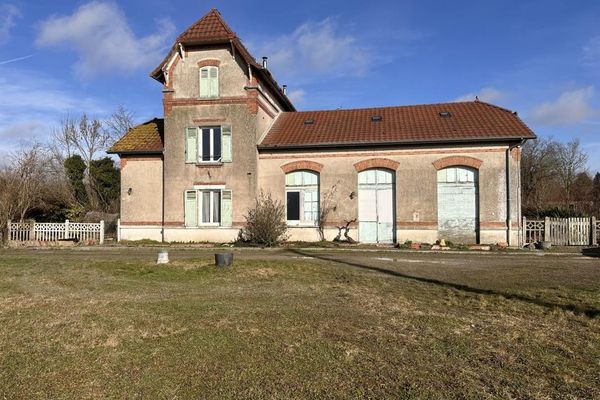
[280,161,324,174]
[197,59,221,68]
[432,156,483,170]
[353,158,399,172]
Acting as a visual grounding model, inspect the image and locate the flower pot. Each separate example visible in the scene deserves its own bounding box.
[215,252,234,267]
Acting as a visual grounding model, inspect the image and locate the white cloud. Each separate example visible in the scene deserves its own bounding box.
[0,4,21,44]
[256,18,371,81]
[582,36,600,67]
[287,89,305,104]
[530,87,598,126]
[453,87,508,103]
[36,1,175,77]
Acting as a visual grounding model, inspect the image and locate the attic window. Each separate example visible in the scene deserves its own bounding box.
[304,119,314,125]
[371,115,383,122]
[439,111,452,118]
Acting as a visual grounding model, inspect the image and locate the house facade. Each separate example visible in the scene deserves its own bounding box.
[108,9,535,245]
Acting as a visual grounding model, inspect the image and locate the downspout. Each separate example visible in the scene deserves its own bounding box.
[161,153,165,243]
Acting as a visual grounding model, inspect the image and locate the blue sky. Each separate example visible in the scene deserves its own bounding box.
[1,0,599,171]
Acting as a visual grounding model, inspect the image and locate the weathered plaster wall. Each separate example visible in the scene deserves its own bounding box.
[163,104,257,226]
[171,47,248,99]
[258,145,522,245]
[120,156,163,225]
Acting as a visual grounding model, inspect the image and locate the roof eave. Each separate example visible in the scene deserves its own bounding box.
[257,135,535,151]
[107,149,164,155]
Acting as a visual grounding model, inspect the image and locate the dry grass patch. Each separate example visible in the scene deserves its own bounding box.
[0,248,598,399]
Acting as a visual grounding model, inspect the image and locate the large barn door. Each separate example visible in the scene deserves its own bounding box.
[437,166,479,243]
[358,169,395,243]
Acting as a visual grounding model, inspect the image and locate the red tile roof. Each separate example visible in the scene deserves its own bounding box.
[107,119,164,154]
[176,8,236,44]
[259,101,535,149]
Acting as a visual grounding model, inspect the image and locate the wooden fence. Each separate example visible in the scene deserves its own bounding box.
[7,220,105,244]
[523,217,598,246]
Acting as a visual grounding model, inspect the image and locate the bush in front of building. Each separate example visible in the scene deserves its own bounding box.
[241,191,288,247]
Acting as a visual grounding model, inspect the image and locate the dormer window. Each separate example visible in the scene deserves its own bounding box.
[199,66,219,98]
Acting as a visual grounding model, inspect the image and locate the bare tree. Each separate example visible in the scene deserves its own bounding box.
[318,182,339,241]
[521,137,558,212]
[104,105,134,142]
[0,144,52,241]
[51,114,107,170]
[554,139,589,210]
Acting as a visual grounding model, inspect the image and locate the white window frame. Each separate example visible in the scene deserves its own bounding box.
[198,190,221,226]
[198,126,222,163]
[285,171,319,226]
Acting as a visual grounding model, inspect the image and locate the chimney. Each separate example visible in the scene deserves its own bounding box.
[282,85,287,95]
[262,56,268,69]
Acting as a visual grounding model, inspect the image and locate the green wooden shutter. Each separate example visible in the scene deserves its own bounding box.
[185,191,198,227]
[199,68,209,97]
[185,127,197,163]
[221,125,232,162]
[209,67,219,97]
[221,190,232,227]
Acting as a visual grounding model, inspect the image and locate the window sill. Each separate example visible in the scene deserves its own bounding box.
[193,162,224,168]
[287,222,318,228]
[185,225,229,229]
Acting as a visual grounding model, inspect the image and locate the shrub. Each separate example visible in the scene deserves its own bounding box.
[242,191,288,246]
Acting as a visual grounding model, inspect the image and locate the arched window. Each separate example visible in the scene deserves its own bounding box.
[199,66,219,98]
[285,171,319,224]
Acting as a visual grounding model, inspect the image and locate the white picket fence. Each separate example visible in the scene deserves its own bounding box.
[7,220,105,244]
[523,216,598,246]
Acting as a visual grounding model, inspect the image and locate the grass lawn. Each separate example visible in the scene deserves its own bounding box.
[0,248,599,399]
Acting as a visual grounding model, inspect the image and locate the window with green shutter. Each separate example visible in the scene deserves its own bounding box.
[199,66,219,98]
[184,191,198,227]
[184,189,233,228]
[184,125,232,164]
[221,125,232,162]
[221,190,233,227]
[185,127,198,163]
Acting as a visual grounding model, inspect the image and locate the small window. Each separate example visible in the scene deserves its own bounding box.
[185,125,232,163]
[200,66,219,98]
[285,171,319,224]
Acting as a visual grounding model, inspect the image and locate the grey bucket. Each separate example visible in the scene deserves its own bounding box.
[215,252,234,267]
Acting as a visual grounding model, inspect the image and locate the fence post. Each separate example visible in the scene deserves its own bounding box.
[592,217,597,246]
[544,217,550,242]
[522,216,526,245]
[100,220,105,245]
[29,220,36,242]
[117,218,121,242]
[64,219,69,240]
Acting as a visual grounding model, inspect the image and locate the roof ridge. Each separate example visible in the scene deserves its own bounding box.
[280,101,515,115]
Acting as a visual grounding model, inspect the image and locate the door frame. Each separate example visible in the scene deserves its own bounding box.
[357,168,396,244]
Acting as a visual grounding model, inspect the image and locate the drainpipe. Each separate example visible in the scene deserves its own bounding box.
[161,153,165,243]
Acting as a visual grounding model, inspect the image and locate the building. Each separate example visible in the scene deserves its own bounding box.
[108,9,536,245]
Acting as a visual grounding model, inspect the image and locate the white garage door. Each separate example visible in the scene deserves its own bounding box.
[437,166,479,244]
[358,169,394,243]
